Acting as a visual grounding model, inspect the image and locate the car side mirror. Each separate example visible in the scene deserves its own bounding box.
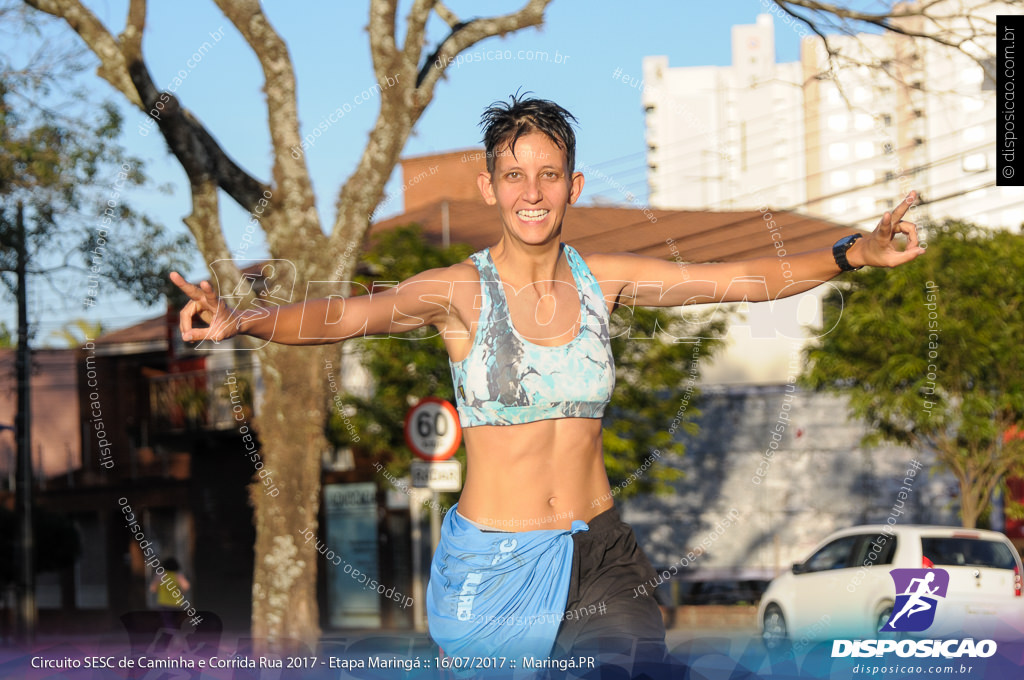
[792,562,807,575]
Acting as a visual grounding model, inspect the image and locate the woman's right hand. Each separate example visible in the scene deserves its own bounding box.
[170,271,244,343]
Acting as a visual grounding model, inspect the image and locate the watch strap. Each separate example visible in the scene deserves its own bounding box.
[833,234,863,272]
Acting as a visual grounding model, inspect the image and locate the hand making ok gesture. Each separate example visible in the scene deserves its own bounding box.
[169,271,244,343]
[845,190,926,269]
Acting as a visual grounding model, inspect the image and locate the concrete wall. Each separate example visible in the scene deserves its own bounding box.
[623,384,958,580]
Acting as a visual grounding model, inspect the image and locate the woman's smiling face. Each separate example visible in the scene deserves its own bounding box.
[478,131,584,247]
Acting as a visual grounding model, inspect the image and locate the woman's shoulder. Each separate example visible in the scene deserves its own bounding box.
[448,255,485,280]
[399,255,483,288]
[570,249,645,281]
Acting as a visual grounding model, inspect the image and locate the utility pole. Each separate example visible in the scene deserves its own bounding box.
[14,200,36,643]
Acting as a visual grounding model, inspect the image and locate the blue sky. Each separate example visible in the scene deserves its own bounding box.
[8,0,815,340]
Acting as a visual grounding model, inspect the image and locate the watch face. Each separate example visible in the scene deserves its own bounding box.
[834,234,862,271]
[837,235,859,249]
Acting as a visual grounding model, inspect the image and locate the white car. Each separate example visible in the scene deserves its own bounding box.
[757,525,1024,643]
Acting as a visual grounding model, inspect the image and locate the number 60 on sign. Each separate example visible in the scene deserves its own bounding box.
[404,397,462,461]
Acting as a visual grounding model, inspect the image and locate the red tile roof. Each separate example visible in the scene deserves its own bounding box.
[371,199,861,262]
[94,314,169,346]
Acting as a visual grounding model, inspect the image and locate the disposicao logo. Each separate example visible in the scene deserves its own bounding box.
[832,567,998,660]
[882,568,949,632]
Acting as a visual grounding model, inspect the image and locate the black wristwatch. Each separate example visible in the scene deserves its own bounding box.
[833,234,863,272]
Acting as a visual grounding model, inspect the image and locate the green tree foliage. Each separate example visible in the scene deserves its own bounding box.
[334,225,728,500]
[329,225,473,478]
[802,221,1024,527]
[0,76,190,310]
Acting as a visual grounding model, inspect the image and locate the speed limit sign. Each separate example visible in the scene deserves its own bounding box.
[404,397,462,461]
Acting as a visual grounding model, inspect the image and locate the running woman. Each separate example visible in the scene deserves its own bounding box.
[170,95,924,666]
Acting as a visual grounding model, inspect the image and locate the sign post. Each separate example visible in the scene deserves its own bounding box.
[404,398,462,630]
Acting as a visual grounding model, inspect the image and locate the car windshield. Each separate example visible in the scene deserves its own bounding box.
[921,537,1018,570]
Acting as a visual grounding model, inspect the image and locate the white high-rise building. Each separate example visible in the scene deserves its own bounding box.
[801,32,916,231]
[905,0,1024,230]
[643,15,807,212]
[645,5,1024,233]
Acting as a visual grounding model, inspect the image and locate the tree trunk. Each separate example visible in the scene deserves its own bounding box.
[960,493,979,529]
[249,342,331,650]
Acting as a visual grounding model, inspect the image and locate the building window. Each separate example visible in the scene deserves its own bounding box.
[856,169,874,185]
[827,114,848,132]
[831,170,851,188]
[882,114,892,127]
[883,142,894,154]
[962,96,984,112]
[855,141,873,159]
[829,143,850,161]
[960,66,984,86]
[854,113,873,131]
[963,153,987,172]
[885,171,895,182]
[963,126,985,143]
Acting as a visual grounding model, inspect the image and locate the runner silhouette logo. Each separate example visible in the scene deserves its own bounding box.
[881,568,950,632]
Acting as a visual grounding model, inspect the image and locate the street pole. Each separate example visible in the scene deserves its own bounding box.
[14,200,36,644]
[409,488,426,632]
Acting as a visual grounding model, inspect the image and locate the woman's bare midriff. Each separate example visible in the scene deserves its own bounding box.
[456,416,615,532]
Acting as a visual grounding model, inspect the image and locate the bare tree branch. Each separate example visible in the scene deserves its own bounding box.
[434,1,460,29]
[25,0,271,270]
[774,0,1000,65]
[401,0,437,73]
[183,179,239,289]
[213,0,324,262]
[327,0,553,260]
[416,0,551,91]
[24,0,141,106]
[369,0,399,82]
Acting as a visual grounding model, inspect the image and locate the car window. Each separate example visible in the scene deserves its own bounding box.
[850,533,898,567]
[921,537,1018,570]
[803,535,859,573]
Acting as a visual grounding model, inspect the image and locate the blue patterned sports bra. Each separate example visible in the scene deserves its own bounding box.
[449,244,616,427]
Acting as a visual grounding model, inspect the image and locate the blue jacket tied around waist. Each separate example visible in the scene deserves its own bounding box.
[427,504,591,659]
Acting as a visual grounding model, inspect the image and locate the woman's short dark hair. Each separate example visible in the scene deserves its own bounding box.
[480,93,578,174]
[164,557,181,572]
